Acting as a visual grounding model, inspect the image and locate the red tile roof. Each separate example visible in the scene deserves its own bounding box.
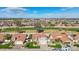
[50,32,69,42]
[32,33,47,39]
[12,33,26,42]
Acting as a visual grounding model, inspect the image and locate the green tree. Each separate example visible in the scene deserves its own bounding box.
[5,34,12,40]
[48,21,53,26]
[34,22,44,33]
[4,34,13,47]
[0,29,2,32]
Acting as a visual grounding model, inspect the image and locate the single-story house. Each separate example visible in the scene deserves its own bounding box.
[49,31,69,43]
[32,33,49,45]
[12,33,26,46]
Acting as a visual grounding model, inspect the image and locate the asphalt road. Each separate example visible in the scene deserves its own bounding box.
[0,48,52,51]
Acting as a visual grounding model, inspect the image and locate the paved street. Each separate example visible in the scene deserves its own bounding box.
[0,48,53,51]
[0,46,79,51]
[71,46,79,51]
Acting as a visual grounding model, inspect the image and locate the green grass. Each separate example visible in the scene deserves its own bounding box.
[0,43,12,49]
[48,43,62,48]
[48,41,62,48]
[2,27,79,32]
[25,42,40,48]
[2,27,35,32]
[74,44,79,47]
[53,44,62,48]
[44,27,79,32]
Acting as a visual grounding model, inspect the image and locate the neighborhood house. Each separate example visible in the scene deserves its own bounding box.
[49,31,69,43]
[32,33,49,45]
[12,33,26,46]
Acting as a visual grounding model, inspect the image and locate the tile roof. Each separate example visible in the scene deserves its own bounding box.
[12,33,26,42]
[50,32,69,42]
[32,33,47,39]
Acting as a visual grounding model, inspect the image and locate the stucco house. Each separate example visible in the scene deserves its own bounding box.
[32,33,49,45]
[12,33,26,48]
[49,31,69,43]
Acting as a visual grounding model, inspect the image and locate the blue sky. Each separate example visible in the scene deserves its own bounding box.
[0,7,79,18]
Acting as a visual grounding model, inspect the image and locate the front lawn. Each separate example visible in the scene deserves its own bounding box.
[48,43,62,48]
[74,43,79,47]
[53,44,62,48]
[0,43,12,49]
[25,42,40,48]
[48,41,62,48]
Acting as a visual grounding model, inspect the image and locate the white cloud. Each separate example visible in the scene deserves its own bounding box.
[1,7,28,12]
[0,7,28,18]
[0,7,78,18]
